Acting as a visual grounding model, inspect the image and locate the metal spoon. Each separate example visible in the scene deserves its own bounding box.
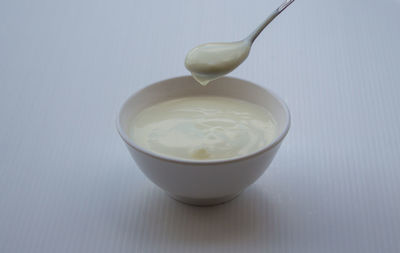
[185,0,295,85]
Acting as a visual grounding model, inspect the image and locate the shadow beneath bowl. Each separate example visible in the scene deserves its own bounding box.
[115,185,277,248]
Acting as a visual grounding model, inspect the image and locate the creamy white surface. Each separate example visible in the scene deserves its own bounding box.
[130,96,276,160]
[185,41,251,85]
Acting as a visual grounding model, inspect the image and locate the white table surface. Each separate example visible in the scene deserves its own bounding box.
[1,0,400,252]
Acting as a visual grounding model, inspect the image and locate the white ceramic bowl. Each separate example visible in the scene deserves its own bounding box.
[117,76,290,206]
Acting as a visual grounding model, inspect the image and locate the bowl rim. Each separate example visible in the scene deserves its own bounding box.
[116,75,291,165]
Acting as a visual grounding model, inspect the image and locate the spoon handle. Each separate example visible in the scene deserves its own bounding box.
[247,0,295,43]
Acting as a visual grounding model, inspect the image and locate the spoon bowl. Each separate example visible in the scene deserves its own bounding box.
[185,41,251,85]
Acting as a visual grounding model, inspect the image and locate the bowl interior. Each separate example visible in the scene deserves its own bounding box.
[118,76,290,161]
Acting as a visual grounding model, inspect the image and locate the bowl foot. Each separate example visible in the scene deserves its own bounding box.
[169,192,241,206]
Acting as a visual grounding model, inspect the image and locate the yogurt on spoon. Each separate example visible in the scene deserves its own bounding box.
[185,0,295,85]
[185,41,251,86]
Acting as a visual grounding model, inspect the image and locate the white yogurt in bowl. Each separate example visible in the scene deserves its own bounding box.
[130,96,277,160]
[117,76,290,206]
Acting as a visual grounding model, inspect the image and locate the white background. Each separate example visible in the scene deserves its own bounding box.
[1,0,400,252]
